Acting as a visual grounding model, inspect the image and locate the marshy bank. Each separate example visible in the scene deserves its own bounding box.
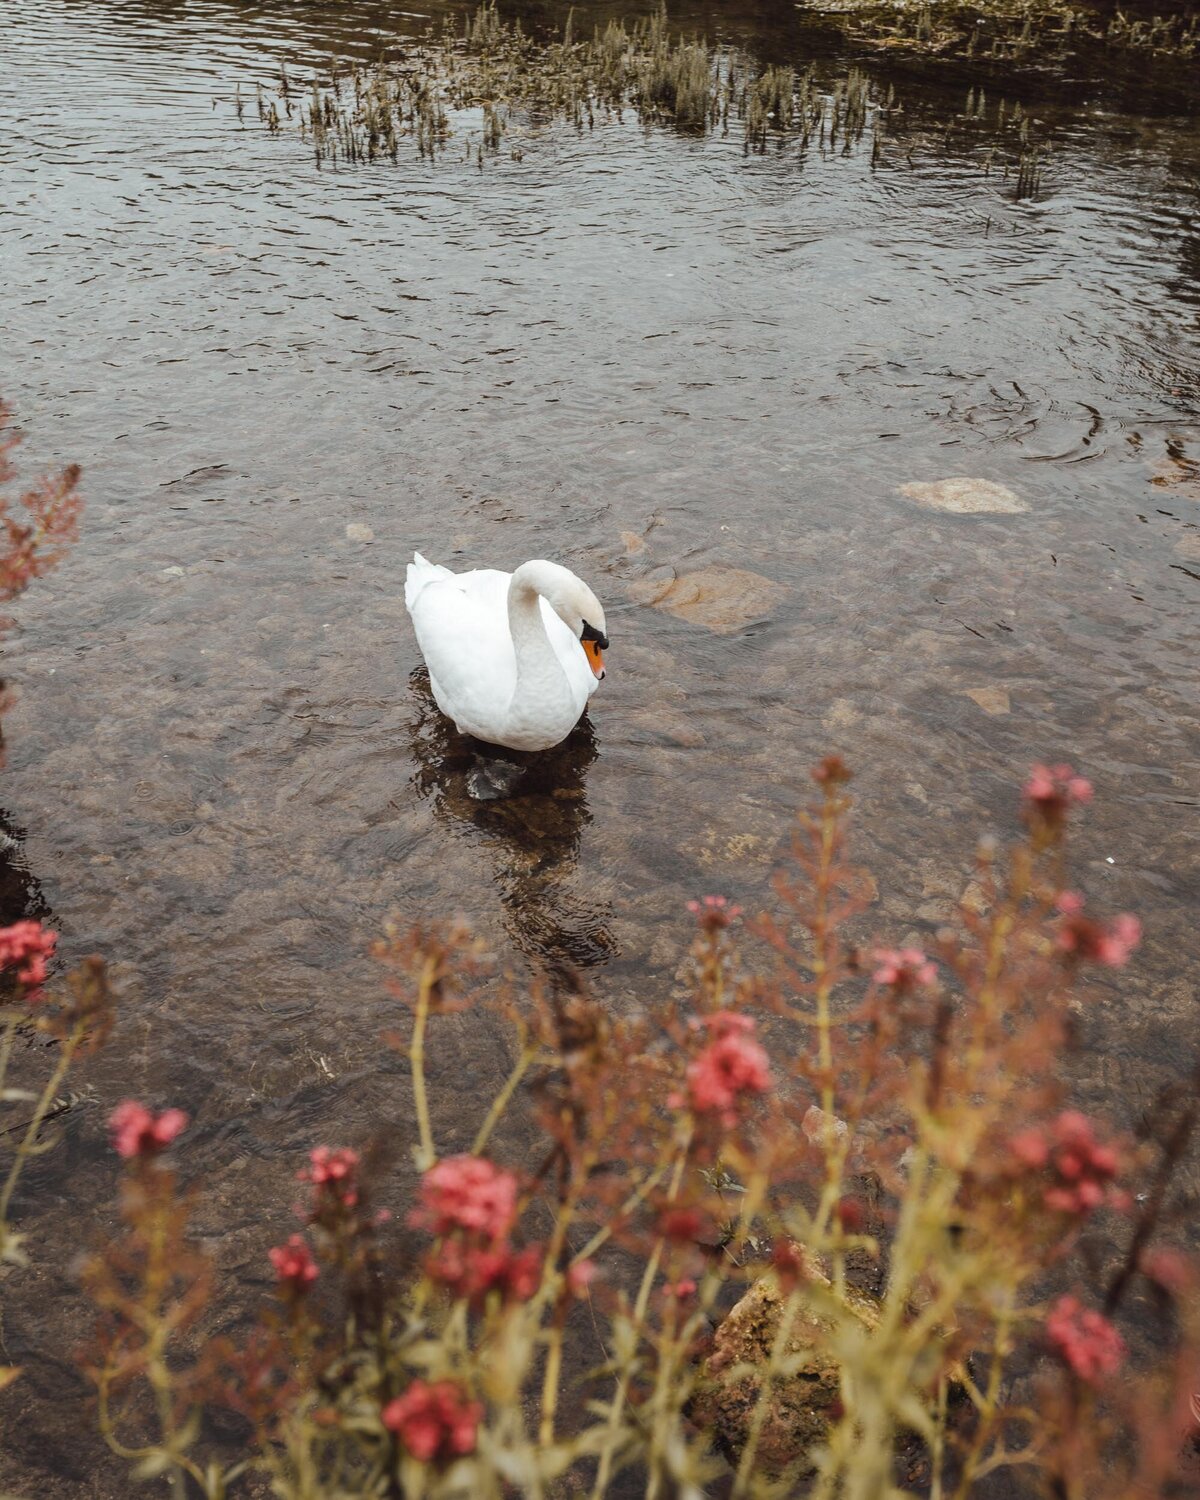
[246,0,1200,196]
[1,0,1198,1492]
[250,1,1057,193]
[253,6,892,166]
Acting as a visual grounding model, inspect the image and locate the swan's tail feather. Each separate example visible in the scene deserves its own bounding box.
[405,551,454,610]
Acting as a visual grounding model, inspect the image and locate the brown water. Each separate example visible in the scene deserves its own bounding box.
[1,0,1199,1490]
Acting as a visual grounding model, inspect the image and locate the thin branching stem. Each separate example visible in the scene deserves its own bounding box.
[0,1018,83,1228]
[409,955,437,1171]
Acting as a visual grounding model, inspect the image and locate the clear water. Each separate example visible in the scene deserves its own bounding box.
[1,0,1198,1487]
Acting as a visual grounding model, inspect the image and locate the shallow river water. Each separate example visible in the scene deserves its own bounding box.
[1,0,1199,1489]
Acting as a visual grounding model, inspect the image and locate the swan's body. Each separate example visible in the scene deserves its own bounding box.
[405,554,608,751]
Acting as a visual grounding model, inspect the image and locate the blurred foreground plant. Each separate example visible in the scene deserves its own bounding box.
[82,762,1200,1496]
[0,402,113,1387]
[0,936,114,1272]
[0,396,82,764]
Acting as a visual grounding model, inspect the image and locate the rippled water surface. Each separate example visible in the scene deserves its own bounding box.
[1,0,1199,1488]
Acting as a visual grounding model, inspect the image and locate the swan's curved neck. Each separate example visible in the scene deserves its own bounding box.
[507,562,570,705]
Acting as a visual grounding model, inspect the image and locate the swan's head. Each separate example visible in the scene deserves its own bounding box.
[531,562,608,681]
[580,619,608,680]
[566,582,608,681]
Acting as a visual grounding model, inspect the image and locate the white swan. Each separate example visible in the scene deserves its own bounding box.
[404,554,608,752]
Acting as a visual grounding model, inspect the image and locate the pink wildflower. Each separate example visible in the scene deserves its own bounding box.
[771,1240,812,1293]
[686,894,742,931]
[681,1011,771,1126]
[1024,763,1093,828]
[382,1380,482,1463]
[811,755,852,786]
[658,1206,705,1243]
[1008,1112,1124,1219]
[1055,894,1141,967]
[503,1244,542,1300]
[872,947,936,991]
[269,1234,319,1293]
[108,1100,189,1159]
[836,1197,866,1233]
[1046,1295,1125,1384]
[662,1278,697,1301]
[1008,1128,1050,1171]
[1139,1247,1193,1294]
[304,1145,359,1186]
[0,919,57,992]
[427,1239,506,1301]
[299,1146,361,1209]
[566,1259,597,1297]
[427,1239,541,1306]
[1095,913,1142,966]
[413,1155,518,1241]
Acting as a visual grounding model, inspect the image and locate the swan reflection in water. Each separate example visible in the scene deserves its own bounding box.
[406,668,614,977]
[0,808,51,929]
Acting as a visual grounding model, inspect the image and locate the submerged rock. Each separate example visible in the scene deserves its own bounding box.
[619,528,648,557]
[963,685,1010,715]
[691,1261,881,1474]
[681,797,781,870]
[1148,456,1200,502]
[630,565,787,634]
[898,477,1029,514]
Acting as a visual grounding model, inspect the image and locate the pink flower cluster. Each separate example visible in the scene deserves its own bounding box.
[299,1146,360,1209]
[1046,1295,1125,1384]
[658,1205,705,1243]
[1055,893,1141,967]
[1024,763,1093,827]
[661,1278,697,1301]
[771,1239,812,1293]
[686,894,742,932]
[269,1234,319,1293]
[427,1238,541,1304]
[0,919,56,992]
[1008,1111,1124,1217]
[836,1197,866,1233]
[414,1155,541,1307]
[811,754,852,786]
[108,1100,189,1159]
[382,1379,482,1463]
[1139,1246,1193,1294]
[872,947,936,991]
[414,1155,517,1240]
[679,1012,771,1127]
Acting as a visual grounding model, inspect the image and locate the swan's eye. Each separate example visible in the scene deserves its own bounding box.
[582,637,605,678]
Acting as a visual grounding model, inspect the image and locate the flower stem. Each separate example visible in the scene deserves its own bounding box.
[0,1019,82,1229]
[409,956,437,1171]
[472,1035,536,1157]
[589,1139,691,1499]
[538,1315,565,1448]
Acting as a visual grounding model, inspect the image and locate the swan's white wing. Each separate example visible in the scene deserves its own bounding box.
[404,552,455,610]
[407,568,517,731]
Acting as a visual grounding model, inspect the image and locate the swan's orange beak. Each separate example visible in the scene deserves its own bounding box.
[583,638,605,679]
